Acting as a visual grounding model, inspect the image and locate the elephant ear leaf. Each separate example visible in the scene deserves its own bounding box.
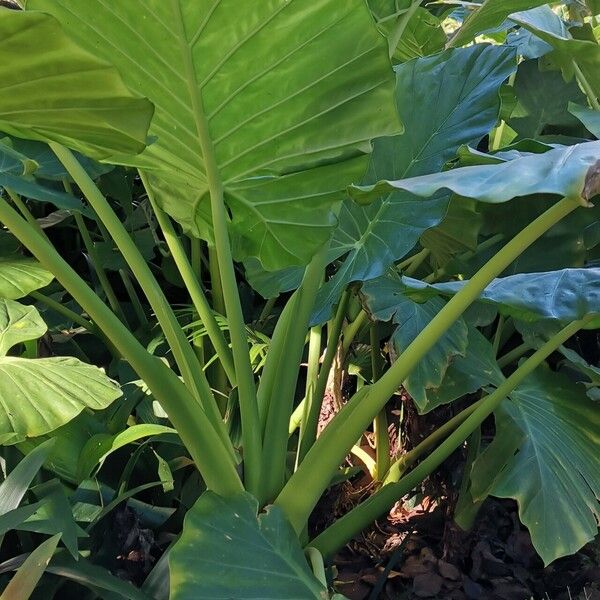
[349,141,600,206]
[0,10,153,160]
[474,365,600,565]
[402,268,600,328]
[170,492,327,600]
[0,258,53,300]
[0,357,122,445]
[0,299,47,356]
[28,0,401,270]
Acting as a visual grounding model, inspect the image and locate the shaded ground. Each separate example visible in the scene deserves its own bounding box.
[328,496,600,600]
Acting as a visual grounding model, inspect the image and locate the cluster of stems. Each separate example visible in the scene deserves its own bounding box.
[0,114,585,559]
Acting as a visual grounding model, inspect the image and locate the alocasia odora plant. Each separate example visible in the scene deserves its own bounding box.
[0,1,598,597]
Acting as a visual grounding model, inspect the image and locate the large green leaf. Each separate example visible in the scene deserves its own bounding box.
[29,0,401,270]
[170,492,327,599]
[349,140,600,205]
[510,9,600,100]
[0,357,122,443]
[448,0,549,48]
[0,299,46,356]
[480,366,600,564]
[0,258,53,300]
[508,59,587,139]
[402,268,600,328]
[361,273,468,412]
[0,10,153,160]
[309,44,515,322]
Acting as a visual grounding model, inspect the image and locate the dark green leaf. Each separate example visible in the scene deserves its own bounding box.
[402,268,600,328]
[487,366,600,564]
[170,492,326,599]
[424,327,504,410]
[349,141,600,205]
[509,59,587,139]
[311,44,515,322]
[362,273,468,412]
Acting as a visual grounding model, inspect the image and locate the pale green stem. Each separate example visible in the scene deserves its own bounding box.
[50,143,232,458]
[170,0,261,494]
[297,289,351,463]
[0,198,241,493]
[277,197,580,532]
[5,189,44,237]
[311,316,591,556]
[143,182,236,386]
[497,342,531,369]
[573,61,600,110]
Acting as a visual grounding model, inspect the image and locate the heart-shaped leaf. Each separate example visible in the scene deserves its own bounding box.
[170,492,327,599]
[0,258,53,300]
[0,10,153,160]
[0,299,47,356]
[0,356,122,443]
[309,43,516,322]
[29,0,401,270]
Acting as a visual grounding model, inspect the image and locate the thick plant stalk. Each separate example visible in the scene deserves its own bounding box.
[143,180,236,386]
[310,316,591,556]
[171,0,262,494]
[296,289,351,463]
[276,196,580,532]
[296,324,322,469]
[0,198,242,494]
[50,144,227,443]
[258,248,328,502]
[72,210,125,323]
[371,324,390,481]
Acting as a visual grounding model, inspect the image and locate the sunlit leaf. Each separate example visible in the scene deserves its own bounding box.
[0,258,53,300]
[0,299,46,356]
[0,10,153,159]
[0,357,122,443]
[29,0,401,270]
